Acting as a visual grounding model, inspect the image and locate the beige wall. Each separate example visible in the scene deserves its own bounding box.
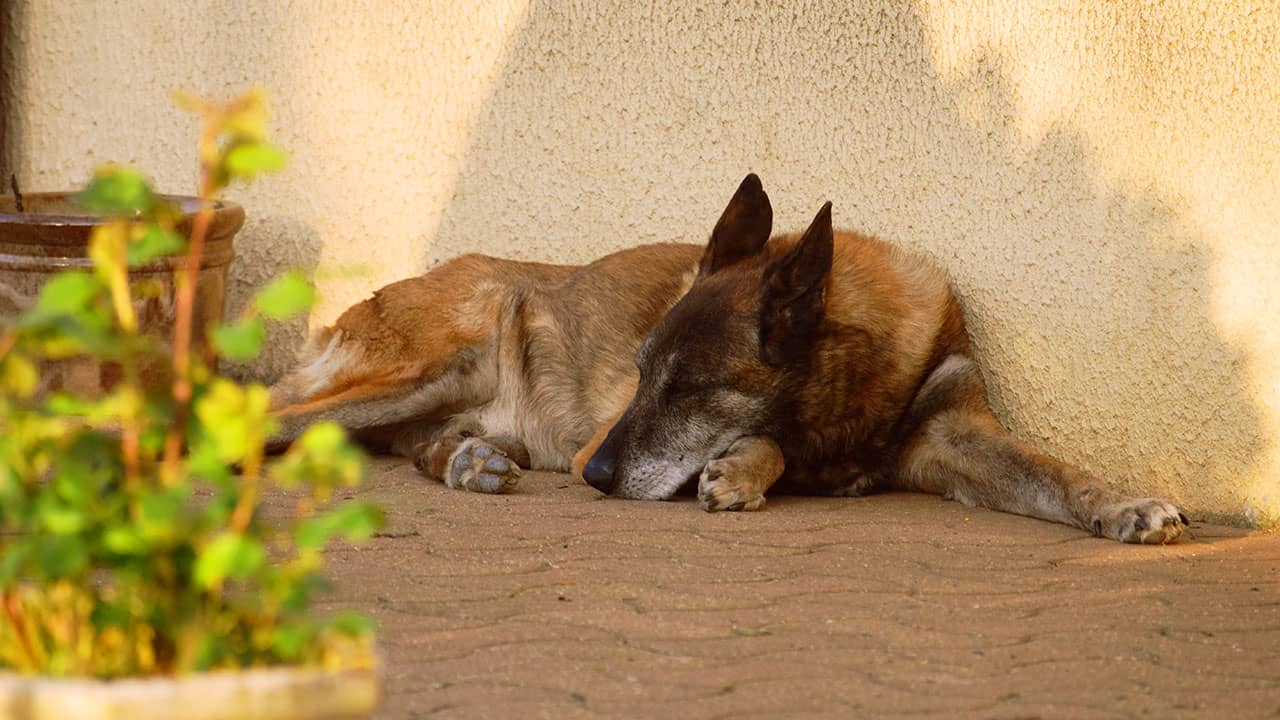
[3,1,1277,525]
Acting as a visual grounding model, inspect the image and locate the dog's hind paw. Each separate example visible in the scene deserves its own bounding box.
[415,436,520,494]
[1091,498,1188,544]
[450,438,521,493]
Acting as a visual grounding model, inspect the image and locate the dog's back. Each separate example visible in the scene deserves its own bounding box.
[268,242,701,470]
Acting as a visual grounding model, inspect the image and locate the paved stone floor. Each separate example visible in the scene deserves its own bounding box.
[309,458,1280,719]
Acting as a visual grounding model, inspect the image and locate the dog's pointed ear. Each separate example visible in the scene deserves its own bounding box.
[759,201,834,366]
[699,173,772,276]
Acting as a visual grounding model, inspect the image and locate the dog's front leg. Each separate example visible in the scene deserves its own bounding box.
[698,436,785,512]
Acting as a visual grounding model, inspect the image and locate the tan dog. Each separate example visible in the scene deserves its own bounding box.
[269,175,1186,543]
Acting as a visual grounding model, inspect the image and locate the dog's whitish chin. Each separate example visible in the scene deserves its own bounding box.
[612,465,703,501]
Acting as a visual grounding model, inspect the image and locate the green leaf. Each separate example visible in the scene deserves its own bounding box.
[270,622,315,660]
[297,421,347,454]
[0,353,39,398]
[52,460,100,507]
[127,226,185,265]
[77,165,155,214]
[90,602,132,630]
[328,502,383,542]
[35,535,88,579]
[195,532,265,589]
[295,502,383,552]
[270,422,365,492]
[20,311,121,359]
[327,612,376,637]
[279,573,330,612]
[56,435,121,505]
[223,143,286,178]
[103,526,148,555]
[0,457,23,518]
[36,495,85,535]
[253,271,314,320]
[0,541,32,586]
[294,516,330,553]
[187,439,235,484]
[192,379,274,464]
[29,272,102,318]
[46,391,131,424]
[191,632,228,672]
[210,317,265,361]
[138,488,188,543]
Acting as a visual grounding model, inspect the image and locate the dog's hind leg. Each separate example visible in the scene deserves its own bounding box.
[407,414,530,494]
[267,332,490,449]
[267,256,511,448]
[894,354,1188,544]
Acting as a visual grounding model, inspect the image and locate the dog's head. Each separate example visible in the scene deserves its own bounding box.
[582,174,834,499]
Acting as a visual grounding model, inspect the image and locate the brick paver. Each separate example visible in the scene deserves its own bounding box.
[302,458,1280,719]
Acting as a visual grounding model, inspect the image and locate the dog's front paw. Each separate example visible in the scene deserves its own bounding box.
[698,457,767,512]
[1091,498,1188,544]
[416,437,520,494]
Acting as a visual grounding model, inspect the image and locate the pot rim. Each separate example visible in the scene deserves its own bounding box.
[0,660,378,687]
[0,662,381,720]
[0,192,243,228]
[0,193,245,252]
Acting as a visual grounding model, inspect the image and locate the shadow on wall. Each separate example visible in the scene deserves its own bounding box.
[0,0,18,182]
[423,1,1264,520]
[220,215,324,382]
[218,3,533,382]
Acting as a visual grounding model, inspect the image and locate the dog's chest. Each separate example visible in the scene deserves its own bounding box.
[776,465,877,496]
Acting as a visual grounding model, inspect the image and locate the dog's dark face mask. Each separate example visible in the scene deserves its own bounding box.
[582,174,834,500]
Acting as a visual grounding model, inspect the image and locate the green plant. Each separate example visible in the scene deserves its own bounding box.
[0,91,383,678]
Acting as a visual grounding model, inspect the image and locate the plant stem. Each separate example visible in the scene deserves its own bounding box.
[228,410,269,532]
[119,377,143,491]
[161,114,218,482]
[100,221,144,487]
[0,329,16,362]
[2,590,38,672]
[229,450,261,533]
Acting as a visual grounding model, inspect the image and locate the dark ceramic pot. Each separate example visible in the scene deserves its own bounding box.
[0,192,244,392]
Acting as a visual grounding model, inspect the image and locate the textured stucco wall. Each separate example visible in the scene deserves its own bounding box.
[3,1,1277,524]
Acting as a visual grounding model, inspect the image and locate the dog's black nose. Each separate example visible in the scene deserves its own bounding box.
[581,453,616,494]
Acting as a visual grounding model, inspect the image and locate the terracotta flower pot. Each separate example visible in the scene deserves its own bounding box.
[0,664,379,720]
[0,192,243,392]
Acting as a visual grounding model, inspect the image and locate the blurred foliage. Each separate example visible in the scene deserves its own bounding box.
[0,90,382,678]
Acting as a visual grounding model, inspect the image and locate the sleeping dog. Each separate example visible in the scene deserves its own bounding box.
[268,175,1186,544]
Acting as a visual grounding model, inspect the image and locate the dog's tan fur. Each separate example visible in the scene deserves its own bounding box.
[269,175,1186,544]
[269,244,700,483]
